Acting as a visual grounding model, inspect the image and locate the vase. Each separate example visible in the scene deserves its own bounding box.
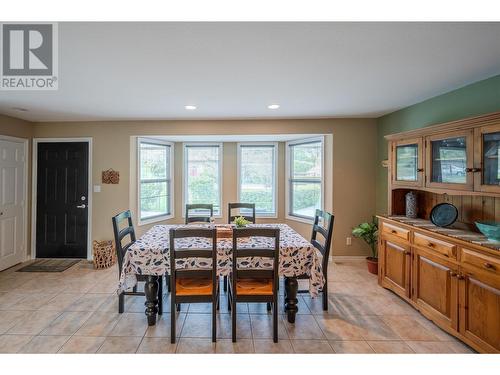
[405,191,418,218]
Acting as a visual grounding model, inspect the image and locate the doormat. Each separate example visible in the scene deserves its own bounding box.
[16,259,81,273]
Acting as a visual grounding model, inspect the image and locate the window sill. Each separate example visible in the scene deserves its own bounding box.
[255,214,278,219]
[138,214,174,226]
[285,215,314,225]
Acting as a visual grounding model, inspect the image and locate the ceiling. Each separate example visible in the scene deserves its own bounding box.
[1,22,500,122]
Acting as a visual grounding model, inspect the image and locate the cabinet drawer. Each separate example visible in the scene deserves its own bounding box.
[461,248,500,276]
[414,232,457,259]
[382,222,409,241]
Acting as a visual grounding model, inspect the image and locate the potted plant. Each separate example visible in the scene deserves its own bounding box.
[234,216,250,228]
[352,218,379,275]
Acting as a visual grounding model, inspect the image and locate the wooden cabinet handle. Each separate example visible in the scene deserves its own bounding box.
[483,262,495,270]
[404,250,410,255]
[449,271,457,277]
[427,242,435,247]
[417,168,424,172]
[391,230,397,234]
[457,274,465,280]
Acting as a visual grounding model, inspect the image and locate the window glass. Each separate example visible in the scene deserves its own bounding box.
[185,145,221,215]
[239,145,276,216]
[139,141,171,220]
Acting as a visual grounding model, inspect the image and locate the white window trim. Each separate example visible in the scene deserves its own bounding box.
[182,142,223,218]
[137,137,174,226]
[236,142,278,218]
[285,136,325,224]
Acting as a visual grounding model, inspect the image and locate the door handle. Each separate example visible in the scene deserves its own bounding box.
[76,204,86,209]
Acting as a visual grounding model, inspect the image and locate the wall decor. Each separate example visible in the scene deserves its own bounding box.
[102,168,119,184]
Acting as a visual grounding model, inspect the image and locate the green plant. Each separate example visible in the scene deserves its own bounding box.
[234,216,250,228]
[352,218,379,258]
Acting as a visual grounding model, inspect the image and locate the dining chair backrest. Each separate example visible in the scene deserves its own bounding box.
[185,204,214,224]
[169,227,218,288]
[231,227,280,290]
[311,209,334,268]
[228,203,256,224]
[112,210,136,274]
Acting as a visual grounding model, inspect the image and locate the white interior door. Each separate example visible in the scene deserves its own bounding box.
[0,138,26,271]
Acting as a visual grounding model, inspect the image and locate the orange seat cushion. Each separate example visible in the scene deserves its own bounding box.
[235,278,274,296]
[175,278,214,296]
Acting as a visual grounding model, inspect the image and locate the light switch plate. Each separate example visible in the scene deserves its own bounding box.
[93,185,101,193]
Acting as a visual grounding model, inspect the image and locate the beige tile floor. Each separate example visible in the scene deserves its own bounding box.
[0,259,476,354]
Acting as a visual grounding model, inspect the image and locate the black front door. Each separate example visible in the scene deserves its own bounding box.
[36,142,89,258]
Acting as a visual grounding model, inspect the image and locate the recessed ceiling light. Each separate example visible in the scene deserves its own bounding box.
[11,107,28,112]
[268,104,280,110]
[185,105,197,110]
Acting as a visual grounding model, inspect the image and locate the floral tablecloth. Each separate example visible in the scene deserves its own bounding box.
[118,224,325,297]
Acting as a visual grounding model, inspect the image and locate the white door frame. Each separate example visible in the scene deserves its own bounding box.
[0,135,29,263]
[31,137,93,260]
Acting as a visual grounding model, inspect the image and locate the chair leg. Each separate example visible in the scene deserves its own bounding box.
[223,276,228,292]
[158,276,163,315]
[231,302,237,342]
[118,293,124,314]
[227,286,231,311]
[217,291,220,311]
[273,300,278,343]
[212,299,217,343]
[266,302,272,311]
[171,290,176,343]
[322,282,328,311]
[167,277,171,293]
[176,304,181,312]
[132,285,137,293]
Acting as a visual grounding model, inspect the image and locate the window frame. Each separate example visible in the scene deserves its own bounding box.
[285,136,324,223]
[183,142,223,218]
[236,142,278,218]
[137,137,174,226]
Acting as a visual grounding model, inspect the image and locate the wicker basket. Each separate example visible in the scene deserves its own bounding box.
[92,240,117,269]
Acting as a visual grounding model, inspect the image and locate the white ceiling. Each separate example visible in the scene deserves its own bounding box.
[1,22,500,122]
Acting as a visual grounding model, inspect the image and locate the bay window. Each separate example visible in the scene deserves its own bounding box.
[184,144,222,216]
[238,143,277,217]
[138,138,173,223]
[287,138,323,220]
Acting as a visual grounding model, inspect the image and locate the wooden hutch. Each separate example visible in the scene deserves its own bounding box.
[378,111,500,353]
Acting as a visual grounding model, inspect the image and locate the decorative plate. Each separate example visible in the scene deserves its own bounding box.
[430,203,458,227]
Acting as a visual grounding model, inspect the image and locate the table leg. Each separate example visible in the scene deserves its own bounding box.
[284,277,298,323]
[144,275,159,326]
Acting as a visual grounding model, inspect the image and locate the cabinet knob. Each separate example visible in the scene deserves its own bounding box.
[416,168,424,172]
[483,262,495,270]
[427,242,435,247]
[391,230,397,234]
[457,274,465,280]
[449,271,457,277]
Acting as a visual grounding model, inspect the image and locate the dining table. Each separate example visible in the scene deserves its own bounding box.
[118,223,325,326]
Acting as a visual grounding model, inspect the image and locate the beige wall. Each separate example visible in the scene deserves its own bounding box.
[30,118,377,257]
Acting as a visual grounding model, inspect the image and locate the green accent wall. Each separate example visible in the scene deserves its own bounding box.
[376,74,500,214]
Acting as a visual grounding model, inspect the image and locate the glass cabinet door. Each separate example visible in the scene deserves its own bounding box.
[425,130,473,190]
[474,124,500,193]
[392,138,423,187]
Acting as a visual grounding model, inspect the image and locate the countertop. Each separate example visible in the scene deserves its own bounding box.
[380,215,500,251]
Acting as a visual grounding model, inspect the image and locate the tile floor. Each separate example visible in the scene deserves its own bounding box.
[0,259,475,354]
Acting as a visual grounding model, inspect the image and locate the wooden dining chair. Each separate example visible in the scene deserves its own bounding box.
[112,210,163,314]
[296,209,334,310]
[169,227,219,343]
[228,203,256,224]
[224,203,257,291]
[185,204,214,224]
[228,227,280,343]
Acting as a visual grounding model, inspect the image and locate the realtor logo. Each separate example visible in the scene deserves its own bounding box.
[0,23,58,90]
